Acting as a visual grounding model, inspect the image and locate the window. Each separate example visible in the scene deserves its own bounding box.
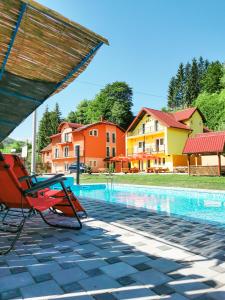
[106,132,110,142]
[155,120,159,131]
[142,123,145,134]
[89,160,97,167]
[106,147,110,157]
[158,158,161,165]
[160,138,164,145]
[112,147,116,157]
[162,157,166,165]
[138,141,145,150]
[54,148,59,158]
[64,163,69,172]
[64,146,69,157]
[154,159,157,165]
[112,133,116,143]
[90,129,98,136]
[64,133,69,142]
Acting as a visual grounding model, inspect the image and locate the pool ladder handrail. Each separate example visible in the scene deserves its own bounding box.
[106,172,114,190]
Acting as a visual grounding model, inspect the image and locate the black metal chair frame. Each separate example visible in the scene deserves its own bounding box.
[0,176,82,255]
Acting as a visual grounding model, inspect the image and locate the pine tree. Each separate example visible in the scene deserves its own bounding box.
[183,62,192,106]
[189,58,200,103]
[167,77,177,109]
[37,106,52,152]
[175,63,185,108]
[50,103,62,134]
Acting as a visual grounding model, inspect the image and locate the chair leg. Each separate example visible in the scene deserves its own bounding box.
[39,182,82,230]
[0,208,33,255]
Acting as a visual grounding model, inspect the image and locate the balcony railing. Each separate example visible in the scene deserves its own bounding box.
[127,128,164,137]
[128,145,165,156]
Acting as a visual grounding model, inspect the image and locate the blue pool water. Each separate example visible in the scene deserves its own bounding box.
[72,184,225,226]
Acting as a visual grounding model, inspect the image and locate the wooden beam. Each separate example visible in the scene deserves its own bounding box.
[187,154,191,175]
[218,153,221,176]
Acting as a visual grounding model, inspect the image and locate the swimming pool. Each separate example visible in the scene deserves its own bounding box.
[72,184,225,226]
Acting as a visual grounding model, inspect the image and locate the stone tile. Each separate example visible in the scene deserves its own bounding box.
[168,277,213,299]
[28,262,61,276]
[86,268,104,277]
[93,293,117,300]
[117,275,136,286]
[152,283,175,295]
[0,288,22,300]
[62,281,83,293]
[10,266,27,274]
[131,269,171,286]
[148,258,181,273]
[105,257,121,264]
[133,262,152,271]
[0,272,35,292]
[79,274,121,291]
[0,266,11,278]
[112,285,157,299]
[20,280,63,298]
[52,266,88,285]
[77,257,107,271]
[100,262,137,279]
[120,253,150,266]
[33,273,53,283]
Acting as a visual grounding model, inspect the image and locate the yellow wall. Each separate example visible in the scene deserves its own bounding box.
[166,128,190,155]
[183,111,203,137]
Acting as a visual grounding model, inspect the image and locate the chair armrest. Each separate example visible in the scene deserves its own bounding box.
[19,174,37,183]
[23,176,66,195]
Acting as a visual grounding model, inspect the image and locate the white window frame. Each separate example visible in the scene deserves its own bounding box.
[106,132,110,142]
[89,129,98,136]
[64,146,69,157]
[112,132,116,143]
[112,147,116,157]
[54,148,59,158]
[106,146,110,157]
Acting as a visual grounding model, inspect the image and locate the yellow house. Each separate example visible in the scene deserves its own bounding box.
[126,107,205,172]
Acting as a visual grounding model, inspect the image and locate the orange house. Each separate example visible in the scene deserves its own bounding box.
[41,121,125,173]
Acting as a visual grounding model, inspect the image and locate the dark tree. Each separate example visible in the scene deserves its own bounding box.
[201,61,223,93]
[167,77,177,109]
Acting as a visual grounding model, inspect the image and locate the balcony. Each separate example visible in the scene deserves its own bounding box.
[128,144,165,156]
[52,149,84,160]
[127,129,164,138]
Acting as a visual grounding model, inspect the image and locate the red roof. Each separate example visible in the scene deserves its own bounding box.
[183,131,225,154]
[173,108,197,122]
[127,107,190,132]
[58,122,83,132]
[74,121,125,133]
[41,144,52,152]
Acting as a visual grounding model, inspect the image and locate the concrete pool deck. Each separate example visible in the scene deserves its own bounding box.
[0,197,225,299]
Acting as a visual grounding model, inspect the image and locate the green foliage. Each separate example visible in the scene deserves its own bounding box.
[194,90,225,130]
[37,103,62,152]
[67,100,91,124]
[67,81,134,129]
[201,61,223,93]
[167,57,209,109]
[50,103,62,133]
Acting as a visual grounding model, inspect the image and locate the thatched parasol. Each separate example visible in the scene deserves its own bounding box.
[0,0,108,141]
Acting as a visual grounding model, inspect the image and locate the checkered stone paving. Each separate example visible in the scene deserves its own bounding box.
[0,196,225,299]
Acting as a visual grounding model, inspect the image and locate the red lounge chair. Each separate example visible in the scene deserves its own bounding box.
[3,154,87,218]
[0,152,82,254]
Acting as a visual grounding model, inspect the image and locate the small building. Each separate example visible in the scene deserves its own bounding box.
[183,131,225,176]
[42,121,125,173]
[126,107,205,172]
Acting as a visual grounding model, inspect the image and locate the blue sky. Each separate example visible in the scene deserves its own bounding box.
[11,0,225,140]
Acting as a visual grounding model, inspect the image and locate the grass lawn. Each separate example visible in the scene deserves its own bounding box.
[80,173,225,190]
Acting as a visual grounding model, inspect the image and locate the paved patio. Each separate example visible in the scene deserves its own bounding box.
[0,197,225,300]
